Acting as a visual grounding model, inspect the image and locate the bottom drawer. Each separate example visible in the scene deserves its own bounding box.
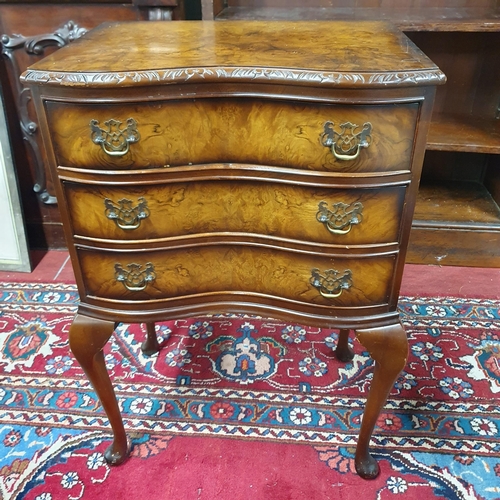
[77,245,396,308]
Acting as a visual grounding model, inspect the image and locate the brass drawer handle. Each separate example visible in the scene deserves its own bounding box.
[114,262,156,292]
[104,197,150,230]
[310,268,352,298]
[316,201,363,235]
[321,121,372,161]
[90,118,140,156]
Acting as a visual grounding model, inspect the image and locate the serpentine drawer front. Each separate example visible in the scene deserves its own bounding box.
[62,179,407,246]
[76,245,397,307]
[23,20,444,480]
[45,99,419,173]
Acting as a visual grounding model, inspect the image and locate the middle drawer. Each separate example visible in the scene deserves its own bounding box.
[63,180,406,246]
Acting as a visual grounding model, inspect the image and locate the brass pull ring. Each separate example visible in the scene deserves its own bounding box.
[327,225,352,235]
[316,201,363,235]
[104,197,150,230]
[310,268,352,299]
[115,262,156,292]
[90,118,140,157]
[332,144,362,161]
[102,141,130,157]
[319,289,343,299]
[321,121,372,161]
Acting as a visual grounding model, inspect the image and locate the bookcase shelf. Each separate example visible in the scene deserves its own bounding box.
[427,115,500,154]
[216,6,500,32]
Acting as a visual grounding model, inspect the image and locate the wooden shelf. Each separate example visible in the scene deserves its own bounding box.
[216,7,500,31]
[427,114,500,154]
[408,181,500,266]
[413,181,500,229]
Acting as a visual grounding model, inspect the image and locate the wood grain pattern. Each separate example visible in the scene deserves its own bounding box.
[76,245,396,307]
[21,21,445,88]
[46,99,419,173]
[404,28,500,266]
[63,179,406,246]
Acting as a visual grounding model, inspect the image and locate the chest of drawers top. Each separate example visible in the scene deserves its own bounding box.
[22,20,444,89]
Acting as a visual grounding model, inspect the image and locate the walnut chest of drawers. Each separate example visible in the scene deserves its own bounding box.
[22,20,445,479]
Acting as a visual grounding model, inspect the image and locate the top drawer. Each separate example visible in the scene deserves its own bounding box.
[44,98,419,173]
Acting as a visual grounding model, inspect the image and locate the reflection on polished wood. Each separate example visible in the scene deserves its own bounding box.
[203,4,500,268]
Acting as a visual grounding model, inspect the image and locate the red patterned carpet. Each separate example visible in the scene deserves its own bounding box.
[0,254,499,499]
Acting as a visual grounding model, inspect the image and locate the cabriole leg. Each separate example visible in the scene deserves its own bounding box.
[69,313,130,465]
[141,322,160,356]
[354,322,408,479]
[334,328,354,362]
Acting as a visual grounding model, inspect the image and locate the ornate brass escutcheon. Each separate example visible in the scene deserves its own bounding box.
[321,121,372,161]
[310,268,352,298]
[104,197,150,230]
[316,201,363,235]
[114,262,156,292]
[90,118,140,156]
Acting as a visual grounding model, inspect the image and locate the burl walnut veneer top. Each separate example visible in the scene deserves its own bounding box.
[22,20,445,89]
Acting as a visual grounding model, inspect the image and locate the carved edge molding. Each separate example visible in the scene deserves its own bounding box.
[21,67,447,89]
[1,21,88,205]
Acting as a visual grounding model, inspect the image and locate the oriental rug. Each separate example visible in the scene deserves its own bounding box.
[0,281,499,499]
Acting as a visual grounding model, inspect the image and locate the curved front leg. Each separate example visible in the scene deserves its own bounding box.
[354,322,408,479]
[69,313,130,465]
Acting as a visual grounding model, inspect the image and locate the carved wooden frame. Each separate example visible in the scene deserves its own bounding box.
[1,20,88,204]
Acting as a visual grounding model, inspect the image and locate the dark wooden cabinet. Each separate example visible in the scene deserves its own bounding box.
[0,0,185,249]
[202,1,500,267]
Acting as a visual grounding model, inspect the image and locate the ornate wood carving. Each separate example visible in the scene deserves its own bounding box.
[22,67,446,89]
[1,20,88,204]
